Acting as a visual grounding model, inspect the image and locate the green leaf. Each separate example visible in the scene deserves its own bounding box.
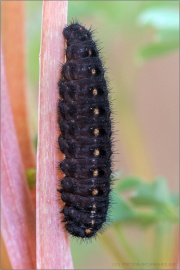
[116,176,142,191]
[110,194,178,226]
[137,7,179,59]
[26,169,36,189]
[129,177,179,222]
[170,193,179,207]
[130,177,171,206]
[138,8,179,30]
[131,210,178,226]
[110,192,136,223]
[110,177,179,226]
[138,37,179,59]
[130,212,160,226]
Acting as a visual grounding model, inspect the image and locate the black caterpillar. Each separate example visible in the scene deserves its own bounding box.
[57,22,112,238]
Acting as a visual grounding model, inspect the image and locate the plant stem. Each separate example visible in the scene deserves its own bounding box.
[2,1,36,170]
[172,226,179,269]
[101,232,129,269]
[1,48,36,269]
[114,224,140,265]
[37,1,73,269]
[153,223,170,269]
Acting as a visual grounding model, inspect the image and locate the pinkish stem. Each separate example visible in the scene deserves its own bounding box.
[1,48,36,269]
[37,1,73,269]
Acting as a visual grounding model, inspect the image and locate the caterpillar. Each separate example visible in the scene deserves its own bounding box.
[58,22,112,238]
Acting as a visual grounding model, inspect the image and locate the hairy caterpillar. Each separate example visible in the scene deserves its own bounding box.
[58,22,112,238]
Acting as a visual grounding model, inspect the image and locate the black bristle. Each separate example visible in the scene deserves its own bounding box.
[57,188,63,194]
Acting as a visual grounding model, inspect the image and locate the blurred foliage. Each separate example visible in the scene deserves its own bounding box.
[111,173,179,226]
[25,1,179,269]
[68,1,179,61]
[26,168,36,190]
[26,1,42,85]
[71,173,179,269]
[68,2,179,269]
[138,7,179,59]
[26,1,179,88]
[33,134,38,151]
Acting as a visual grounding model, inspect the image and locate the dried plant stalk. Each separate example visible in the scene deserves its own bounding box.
[1,49,36,269]
[37,1,73,269]
[2,1,35,170]
[0,236,12,269]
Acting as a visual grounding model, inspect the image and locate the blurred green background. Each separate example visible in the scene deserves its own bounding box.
[26,1,179,269]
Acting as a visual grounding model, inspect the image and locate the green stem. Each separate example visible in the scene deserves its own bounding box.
[114,224,141,266]
[100,232,129,269]
[153,223,170,269]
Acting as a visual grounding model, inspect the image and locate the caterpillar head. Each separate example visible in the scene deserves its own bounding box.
[63,23,91,46]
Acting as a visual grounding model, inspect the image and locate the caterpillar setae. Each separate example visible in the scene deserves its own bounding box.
[57,22,112,238]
